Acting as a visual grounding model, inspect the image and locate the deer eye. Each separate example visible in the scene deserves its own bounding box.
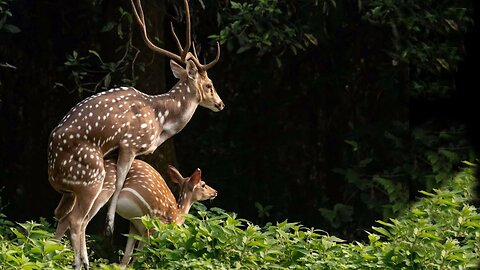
[205,84,213,91]
[201,182,206,188]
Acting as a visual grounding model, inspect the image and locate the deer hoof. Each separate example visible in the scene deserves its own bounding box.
[105,221,114,238]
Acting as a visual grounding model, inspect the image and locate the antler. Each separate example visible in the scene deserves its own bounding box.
[130,0,190,63]
[170,24,221,71]
[187,42,220,71]
[131,0,220,70]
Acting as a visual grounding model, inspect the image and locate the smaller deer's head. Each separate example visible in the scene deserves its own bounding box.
[168,165,217,202]
[170,58,225,112]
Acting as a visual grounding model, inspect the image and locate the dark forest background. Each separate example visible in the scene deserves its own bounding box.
[1,0,479,245]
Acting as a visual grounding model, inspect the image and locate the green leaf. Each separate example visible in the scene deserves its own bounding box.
[304,33,318,45]
[104,74,111,89]
[375,220,395,228]
[88,50,103,62]
[439,149,458,162]
[461,160,475,166]
[3,23,20,33]
[358,158,373,168]
[435,58,450,70]
[344,140,358,151]
[0,13,7,29]
[236,45,251,54]
[419,190,435,197]
[411,208,427,216]
[101,21,116,32]
[371,226,391,237]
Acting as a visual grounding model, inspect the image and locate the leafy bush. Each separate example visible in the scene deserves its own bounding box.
[364,0,473,97]
[212,0,319,58]
[131,165,479,269]
[0,219,73,269]
[0,0,20,34]
[0,165,478,269]
[327,122,476,234]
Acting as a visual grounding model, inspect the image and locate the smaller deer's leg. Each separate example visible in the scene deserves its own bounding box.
[105,145,135,237]
[55,215,70,240]
[130,228,149,263]
[120,223,140,265]
[54,193,76,240]
[55,193,76,220]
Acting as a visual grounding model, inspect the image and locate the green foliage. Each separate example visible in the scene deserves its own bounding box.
[0,166,478,269]
[0,220,73,269]
[56,6,138,98]
[364,0,473,97]
[317,0,474,234]
[131,166,478,268]
[0,216,115,269]
[365,166,480,269]
[328,122,475,232]
[0,0,19,75]
[212,0,319,58]
[0,0,20,33]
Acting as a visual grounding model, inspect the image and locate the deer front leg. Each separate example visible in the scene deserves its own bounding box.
[105,144,135,237]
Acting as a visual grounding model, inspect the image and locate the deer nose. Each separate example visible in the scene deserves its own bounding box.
[215,101,225,111]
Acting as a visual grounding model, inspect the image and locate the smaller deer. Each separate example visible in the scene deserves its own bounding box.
[54,159,217,265]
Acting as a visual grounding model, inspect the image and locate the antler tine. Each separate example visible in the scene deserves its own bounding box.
[163,0,191,62]
[192,41,199,60]
[186,41,220,71]
[131,0,182,63]
[170,22,183,53]
[202,41,221,70]
[181,0,191,61]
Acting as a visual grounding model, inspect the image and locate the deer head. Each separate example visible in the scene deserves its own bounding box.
[167,165,217,204]
[131,0,225,112]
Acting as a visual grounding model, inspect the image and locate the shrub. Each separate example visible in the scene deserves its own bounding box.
[0,164,478,269]
[132,164,479,269]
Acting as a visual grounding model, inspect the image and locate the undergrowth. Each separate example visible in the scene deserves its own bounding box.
[0,164,478,269]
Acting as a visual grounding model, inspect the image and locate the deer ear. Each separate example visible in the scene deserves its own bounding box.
[170,60,185,79]
[188,168,201,187]
[167,165,184,185]
[186,60,198,80]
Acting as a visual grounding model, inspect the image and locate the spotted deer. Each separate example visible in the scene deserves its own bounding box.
[54,159,217,266]
[47,0,223,268]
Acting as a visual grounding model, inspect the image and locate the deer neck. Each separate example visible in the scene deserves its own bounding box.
[153,81,199,137]
[174,193,193,225]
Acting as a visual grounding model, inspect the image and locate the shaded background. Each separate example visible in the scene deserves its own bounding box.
[1,0,479,247]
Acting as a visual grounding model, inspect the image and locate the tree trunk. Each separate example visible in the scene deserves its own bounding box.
[132,0,178,179]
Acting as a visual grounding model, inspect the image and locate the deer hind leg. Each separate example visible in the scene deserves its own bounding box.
[79,165,117,267]
[120,222,140,265]
[54,193,76,240]
[105,144,136,237]
[66,182,103,270]
[83,160,118,234]
[121,220,147,266]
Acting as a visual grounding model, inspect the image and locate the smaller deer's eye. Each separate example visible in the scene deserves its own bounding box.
[206,84,213,91]
[201,183,206,188]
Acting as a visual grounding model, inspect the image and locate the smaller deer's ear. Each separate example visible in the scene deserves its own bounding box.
[186,59,198,80]
[170,60,185,79]
[189,168,201,187]
[167,165,184,185]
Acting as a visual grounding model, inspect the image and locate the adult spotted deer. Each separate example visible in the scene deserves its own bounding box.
[47,0,223,268]
[54,160,217,266]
